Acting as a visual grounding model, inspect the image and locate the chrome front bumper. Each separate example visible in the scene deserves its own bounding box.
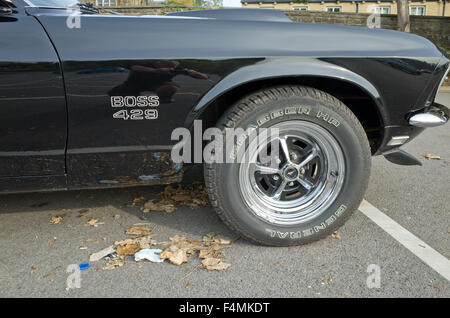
[409,103,449,127]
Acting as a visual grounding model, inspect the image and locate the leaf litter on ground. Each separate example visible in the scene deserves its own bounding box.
[141,184,210,213]
[92,224,233,272]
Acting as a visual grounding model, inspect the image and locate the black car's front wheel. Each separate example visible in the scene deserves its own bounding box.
[204,86,371,246]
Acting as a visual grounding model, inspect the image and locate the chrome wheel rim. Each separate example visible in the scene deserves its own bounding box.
[238,120,345,225]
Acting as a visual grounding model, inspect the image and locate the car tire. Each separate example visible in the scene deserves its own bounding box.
[204,86,371,246]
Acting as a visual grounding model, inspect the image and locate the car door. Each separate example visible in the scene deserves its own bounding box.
[0,1,67,181]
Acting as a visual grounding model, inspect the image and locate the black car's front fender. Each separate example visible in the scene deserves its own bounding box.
[185,57,387,130]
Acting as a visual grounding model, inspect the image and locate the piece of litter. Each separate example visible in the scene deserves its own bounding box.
[89,245,115,262]
[134,249,164,263]
[79,263,90,271]
[79,246,88,250]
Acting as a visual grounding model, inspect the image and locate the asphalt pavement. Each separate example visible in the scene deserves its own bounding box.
[0,90,449,298]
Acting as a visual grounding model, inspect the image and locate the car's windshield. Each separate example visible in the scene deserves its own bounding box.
[24,0,84,8]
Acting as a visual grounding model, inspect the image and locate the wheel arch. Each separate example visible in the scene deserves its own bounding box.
[185,60,387,154]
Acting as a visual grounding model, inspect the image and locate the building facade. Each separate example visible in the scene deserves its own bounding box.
[241,0,450,17]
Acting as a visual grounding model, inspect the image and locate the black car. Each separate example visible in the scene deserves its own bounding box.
[1,0,448,246]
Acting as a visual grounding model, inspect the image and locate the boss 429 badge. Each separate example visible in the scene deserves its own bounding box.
[110,95,159,120]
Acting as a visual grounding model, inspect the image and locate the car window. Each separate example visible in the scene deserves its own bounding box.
[23,0,82,8]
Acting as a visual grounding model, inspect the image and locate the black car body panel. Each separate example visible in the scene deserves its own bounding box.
[0,10,67,179]
[0,1,448,193]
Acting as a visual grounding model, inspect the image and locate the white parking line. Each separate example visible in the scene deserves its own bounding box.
[359,199,450,282]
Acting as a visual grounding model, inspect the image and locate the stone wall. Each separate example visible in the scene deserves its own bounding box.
[99,5,202,15]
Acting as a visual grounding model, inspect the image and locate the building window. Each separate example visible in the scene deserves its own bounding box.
[96,0,116,6]
[326,6,342,13]
[409,6,426,16]
[293,6,308,11]
[375,6,391,14]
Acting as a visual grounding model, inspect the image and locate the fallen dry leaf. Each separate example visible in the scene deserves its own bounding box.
[114,235,155,250]
[49,216,64,224]
[143,200,176,213]
[161,246,188,265]
[86,218,103,227]
[103,256,125,270]
[126,227,151,236]
[49,237,57,246]
[201,258,231,271]
[427,284,443,290]
[116,243,140,256]
[424,153,442,160]
[133,196,145,203]
[40,265,63,279]
[331,232,341,240]
[85,238,100,244]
